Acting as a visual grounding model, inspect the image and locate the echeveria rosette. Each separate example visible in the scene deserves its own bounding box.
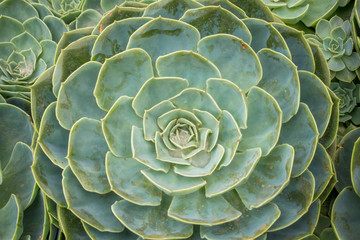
[32,1,337,239]
[330,128,360,240]
[261,0,338,26]
[330,80,360,125]
[0,0,68,113]
[307,15,360,83]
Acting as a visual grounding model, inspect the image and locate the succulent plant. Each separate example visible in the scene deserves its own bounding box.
[307,15,360,83]
[352,0,360,53]
[331,128,360,240]
[261,0,338,26]
[330,80,360,125]
[0,0,68,114]
[30,0,339,239]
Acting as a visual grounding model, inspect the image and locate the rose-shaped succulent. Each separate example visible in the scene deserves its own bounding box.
[32,0,338,239]
[307,15,360,83]
[0,0,68,114]
[331,80,360,125]
[261,0,338,26]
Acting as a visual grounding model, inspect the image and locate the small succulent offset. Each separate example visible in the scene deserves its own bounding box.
[307,15,360,83]
[330,80,360,125]
[261,0,338,26]
[0,0,67,113]
[32,0,338,239]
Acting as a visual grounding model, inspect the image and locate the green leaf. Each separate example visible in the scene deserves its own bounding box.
[316,20,331,40]
[0,195,23,240]
[57,62,106,130]
[62,167,124,232]
[75,9,102,29]
[102,96,142,158]
[0,0,38,23]
[11,32,42,57]
[156,51,221,90]
[141,168,206,195]
[180,6,251,42]
[257,48,300,123]
[38,102,69,168]
[106,151,162,206]
[68,118,111,194]
[57,206,91,240]
[83,222,140,240]
[0,142,35,210]
[205,148,261,198]
[236,144,294,209]
[133,77,189,117]
[112,196,192,239]
[91,18,151,62]
[144,0,203,19]
[0,103,33,168]
[94,48,153,111]
[23,17,52,42]
[332,187,360,240]
[237,87,282,156]
[299,71,332,138]
[43,16,68,43]
[198,34,261,92]
[168,189,241,226]
[278,103,318,177]
[272,4,309,24]
[301,0,338,27]
[269,170,315,231]
[127,17,200,63]
[0,16,24,42]
[351,137,360,197]
[32,145,67,207]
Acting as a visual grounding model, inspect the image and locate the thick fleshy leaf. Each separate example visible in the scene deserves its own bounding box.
[242,18,291,58]
[319,89,338,148]
[266,200,320,240]
[68,118,111,194]
[201,194,280,240]
[38,102,69,168]
[299,71,332,138]
[273,23,315,72]
[301,0,338,27]
[180,6,251,42]
[236,144,294,209]
[132,126,170,172]
[272,4,309,24]
[94,48,153,111]
[335,128,360,192]
[141,168,206,195]
[43,15,68,43]
[157,108,201,130]
[102,96,142,158]
[143,0,203,19]
[0,0,38,23]
[32,145,67,207]
[278,103,318,177]
[133,77,189,116]
[56,62,106,130]
[23,17,52,42]
[229,0,274,21]
[237,87,282,156]
[53,36,97,96]
[57,206,90,240]
[308,144,333,201]
[168,190,241,226]
[62,167,124,232]
[257,48,300,123]
[0,16,23,42]
[269,170,315,231]
[156,51,221,89]
[0,142,35,210]
[207,78,246,129]
[205,148,262,198]
[198,34,262,92]
[112,196,192,239]
[11,32,41,57]
[174,144,225,177]
[83,222,140,240]
[0,195,23,240]
[75,9,102,29]
[127,17,200,63]
[91,18,152,62]
[30,66,56,131]
[193,109,219,151]
[332,187,360,240]
[169,88,221,118]
[22,191,46,240]
[0,103,33,168]
[352,137,360,196]
[106,151,162,206]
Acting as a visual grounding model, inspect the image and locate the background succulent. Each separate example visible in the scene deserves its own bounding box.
[0,0,68,114]
[261,0,339,27]
[29,0,340,239]
[306,15,360,83]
